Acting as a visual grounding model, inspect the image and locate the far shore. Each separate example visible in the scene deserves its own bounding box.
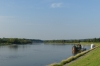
[45,42,100,44]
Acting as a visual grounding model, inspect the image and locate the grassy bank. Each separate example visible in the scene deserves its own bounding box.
[80,42,100,47]
[67,46,100,66]
[48,42,100,66]
[45,42,100,45]
[48,49,94,66]
[48,47,98,66]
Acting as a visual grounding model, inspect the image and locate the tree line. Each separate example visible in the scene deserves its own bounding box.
[44,38,100,43]
[0,38,32,44]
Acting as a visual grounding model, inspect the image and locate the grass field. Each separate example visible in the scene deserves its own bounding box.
[67,46,100,66]
[48,42,100,66]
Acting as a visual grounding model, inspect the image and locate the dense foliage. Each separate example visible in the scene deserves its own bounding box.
[0,38,32,44]
[44,38,100,43]
[45,40,80,43]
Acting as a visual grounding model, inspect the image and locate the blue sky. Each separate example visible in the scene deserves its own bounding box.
[0,0,100,40]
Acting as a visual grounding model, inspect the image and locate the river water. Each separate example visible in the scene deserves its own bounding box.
[0,43,90,66]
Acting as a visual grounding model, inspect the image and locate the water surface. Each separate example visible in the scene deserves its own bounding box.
[0,43,90,66]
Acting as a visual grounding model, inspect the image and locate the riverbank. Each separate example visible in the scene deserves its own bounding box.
[45,42,99,45]
[48,48,95,66]
[48,42,100,66]
[66,45,100,66]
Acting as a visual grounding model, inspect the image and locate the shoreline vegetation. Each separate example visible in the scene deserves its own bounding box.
[48,47,97,66]
[48,42,100,66]
[0,38,43,45]
[67,45,100,66]
[0,38,100,66]
[1,38,100,66]
[44,38,100,44]
[0,38,32,45]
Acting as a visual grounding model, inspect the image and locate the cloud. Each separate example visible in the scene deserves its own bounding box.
[51,3,62,8]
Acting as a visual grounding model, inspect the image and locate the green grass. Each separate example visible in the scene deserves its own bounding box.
[67,46,100,66]
[48,50,92,66]
[80,42,100,45]
[48,42,100,66]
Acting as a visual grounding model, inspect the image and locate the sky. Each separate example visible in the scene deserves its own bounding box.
[0,0,100,40]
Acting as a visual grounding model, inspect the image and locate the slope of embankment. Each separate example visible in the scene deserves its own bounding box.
[66,46,100,66]
[48,42,100,66]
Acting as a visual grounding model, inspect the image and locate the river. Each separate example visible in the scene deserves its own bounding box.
[0,43,90,66]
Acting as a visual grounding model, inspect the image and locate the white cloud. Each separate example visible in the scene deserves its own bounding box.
[51,3,62,8]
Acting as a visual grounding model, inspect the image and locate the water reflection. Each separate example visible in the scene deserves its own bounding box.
[8,44,32,51]
[9,45,18,50]
[72,51,77,56]
[0,43,90,66]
